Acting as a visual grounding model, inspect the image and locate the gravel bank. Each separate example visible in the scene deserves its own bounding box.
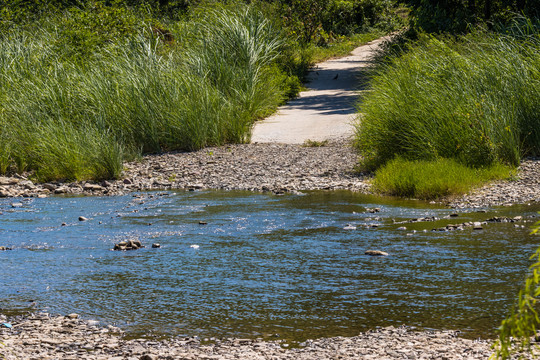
[0,140,371,198]
[1,142,540,209]
[0,313,500,360]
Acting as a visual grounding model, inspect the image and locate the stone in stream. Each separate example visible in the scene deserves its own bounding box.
[0,246,12,251]
[152,243,161,248]
[78,216,88,221]
[473,222,483,230]
[365,250,388,256]
[113,239,144,251]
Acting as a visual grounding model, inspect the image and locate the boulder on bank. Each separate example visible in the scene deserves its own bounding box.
[113,239,144,251]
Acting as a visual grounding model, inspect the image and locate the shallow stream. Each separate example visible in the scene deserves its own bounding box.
[1,190,538,342]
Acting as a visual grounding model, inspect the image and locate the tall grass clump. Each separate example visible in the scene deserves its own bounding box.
[355,26,540,171]
[372,157,513,199]
[184,5,289,141]
[0,3,294,181]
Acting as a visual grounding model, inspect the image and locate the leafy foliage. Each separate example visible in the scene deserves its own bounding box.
[0,3,297,181]
[493,218,540,359]
[404,0,540,33]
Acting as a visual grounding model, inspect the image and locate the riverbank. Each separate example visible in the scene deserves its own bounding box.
[1,140,540,208]
[449,157,540,208]
[0,312,499,360]
[0,139,370,198]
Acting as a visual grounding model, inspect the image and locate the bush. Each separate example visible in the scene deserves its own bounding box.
[355,29,540,171]
[279,0,402,45]
[405,0,540,33]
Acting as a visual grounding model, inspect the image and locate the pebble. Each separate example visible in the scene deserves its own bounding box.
[113,239,144,251]
[450,157,540,208]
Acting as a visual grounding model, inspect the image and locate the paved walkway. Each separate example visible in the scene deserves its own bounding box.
[250,37,388,144]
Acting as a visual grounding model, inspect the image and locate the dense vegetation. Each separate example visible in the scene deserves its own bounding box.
[0,0,402,182]
[357,26,540,170]
[406,0,539,33]
[355,16,540,198]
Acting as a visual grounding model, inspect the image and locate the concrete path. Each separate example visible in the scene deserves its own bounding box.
[250,37,388,144]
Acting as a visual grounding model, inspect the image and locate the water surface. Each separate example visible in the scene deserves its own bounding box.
[0,190,538,342]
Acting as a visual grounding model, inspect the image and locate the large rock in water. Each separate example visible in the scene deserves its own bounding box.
[113,239,144,251]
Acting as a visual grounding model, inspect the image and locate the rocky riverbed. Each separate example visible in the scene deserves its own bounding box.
[0,312,503,360]
[1,140,539,208]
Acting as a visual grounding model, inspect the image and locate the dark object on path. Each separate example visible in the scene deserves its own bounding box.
[333,74,339,80]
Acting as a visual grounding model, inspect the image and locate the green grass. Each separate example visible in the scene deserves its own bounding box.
[355,26,540,171]
[302,139,329,147]
[309,32,385,63]
[372,157,514,200]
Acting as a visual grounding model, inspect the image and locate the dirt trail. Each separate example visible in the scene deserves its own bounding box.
[250,37,388,144]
